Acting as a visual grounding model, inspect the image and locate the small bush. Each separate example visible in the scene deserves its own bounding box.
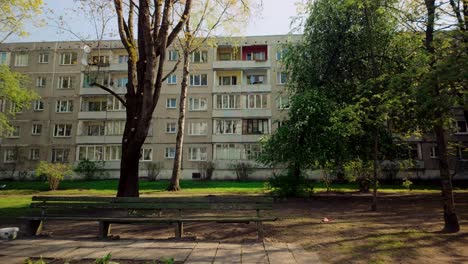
[197,161,215,180]
[344,159,373,193]
[230,162,255,181]
[145,161,163,181]
[381,160,400,183]
[402,178,413,191]
[267,171,314,198]
[74,159,107,180]
[36,161,73,190]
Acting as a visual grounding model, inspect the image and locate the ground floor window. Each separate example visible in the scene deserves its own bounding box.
[189,147,207,161]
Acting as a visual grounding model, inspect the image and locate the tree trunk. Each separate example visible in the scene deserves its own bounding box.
[434,125,460,233]
[371,129,379,211]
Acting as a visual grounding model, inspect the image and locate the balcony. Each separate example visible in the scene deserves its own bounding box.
[212,109,271,118]
[213,84,271,93]
[212,134,264,143]
[76,135,122,144]
[213,60,271,70]
[80,87,126,95]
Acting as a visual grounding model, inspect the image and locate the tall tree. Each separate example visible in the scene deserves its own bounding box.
[168,0,258,191]
[0,0,44,43]
[111,0,192,197]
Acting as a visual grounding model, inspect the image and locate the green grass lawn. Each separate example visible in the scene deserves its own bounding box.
[0,179,466,218]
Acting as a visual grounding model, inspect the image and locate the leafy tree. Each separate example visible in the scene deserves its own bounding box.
[0,0,44,43]
[36,161,73,191]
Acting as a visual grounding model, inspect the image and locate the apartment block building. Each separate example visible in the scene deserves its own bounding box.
[0,35,467,180]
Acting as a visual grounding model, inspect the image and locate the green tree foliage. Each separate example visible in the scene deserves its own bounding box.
[0,65,39,136]
[0,0,44,43]
[36,161,73,191]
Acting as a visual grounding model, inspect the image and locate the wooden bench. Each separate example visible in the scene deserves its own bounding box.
[20,196,277,241]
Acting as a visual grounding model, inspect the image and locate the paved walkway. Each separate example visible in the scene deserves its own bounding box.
[0,239,321,263]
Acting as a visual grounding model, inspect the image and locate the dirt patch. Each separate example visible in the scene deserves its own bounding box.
[3,192,468,264]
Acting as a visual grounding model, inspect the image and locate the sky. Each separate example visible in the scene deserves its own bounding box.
[7,0,302,43]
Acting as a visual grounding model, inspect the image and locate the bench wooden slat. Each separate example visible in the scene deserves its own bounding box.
[31,196,274,204]
[30,202,273,210]
[19,216,278,223]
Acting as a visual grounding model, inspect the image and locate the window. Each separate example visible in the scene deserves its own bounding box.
[33,100,44,111]
[7,126,20,138]
[189,98,207,111]
[0,52,8,65]
[214,119,241,135]
[87,123,105,136]
[406,143,421,160]
[91,55,109,65]
[166,122,177,133]
[219,53,232,61]
[246,51,265,61]
[14,53,28,66]
[105,145,122,161]
[106,121,125,135]
[78,145,104,161]
[168,50,179,61]
[56,100,74,113]
[188,122,208,135]
[215,144,242,160]
[36,76,46,87]
[118,55,129,64]
[277,96,290,109]
[30,149,40,161]
[243,119,269,135]
[9,102,22,113]
[60,52,77,65]
[53,124,72,137]
[116,78,128,88]
[140,148,153,161]
[189,147,207,161]
[52,148,70,163]
[38,53,49,64]
[32,124,42,135]
[166,98,177,109]
[215,94,240,109]
[430,145,438,158]
[218,76,237,86]
[457,145,468,160]
[246,94,268,109]
[189,74,208,86]
[107,96,125,111]
[276,48,288,60]
[58,76,73,89]
[191,50,208,63]
[165,147,176,159]
[277,72,288,84]
[167,74,177,85]
[86,99,107,111]
[247,75,265,84]
[4,149,17,163]
[456,121,467,134]
[244,144,261,160]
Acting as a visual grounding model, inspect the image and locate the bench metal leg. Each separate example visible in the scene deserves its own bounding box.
[99,221,111,239]
[27,220,43,236]
[175,222,183,239]
[256,222,264,242]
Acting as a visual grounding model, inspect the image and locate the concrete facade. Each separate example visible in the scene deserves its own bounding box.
[0,35,467,180]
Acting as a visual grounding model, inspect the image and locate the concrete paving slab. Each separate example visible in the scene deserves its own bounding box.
[218,243,242,250]
[241,249,268,263]
[214,249,241,263]
[287,244,321,264]
[64,247,110,260]
[194,242,219,249]
[186,247,217,262]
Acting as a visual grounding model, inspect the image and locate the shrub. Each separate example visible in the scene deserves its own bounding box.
[197,161,215,181]
[380,160,400,183]
[74,159,107,180]
[36,161,73,190]
[230,162,255,181]
[344,159,373,193]
[145,161,163,181]
[402,178,413,191]
[267,170,314,198]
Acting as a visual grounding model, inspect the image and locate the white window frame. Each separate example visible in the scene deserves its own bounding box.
[277,72,288,85]
[78,145,104,161]
[106,121,126,135]
[56,100,74,113]
[36,76,46,87]
[4,149,17,163]
[38,53,49,64]
[58,76,73,89]
[188,122,208,136]
[430,145,438,159]
[86,122,105,136]
[189,97,207,111]
[52,148,70,163]
[105,145,122,161]
[168,50,179,61]
[218,76,238,86]
[215,94,240,110]
[0,52,8,65]
[53,124,72,137]
[60,52,77,65]
[116,78,128,88]
[107,96,126,111]
[166,122,177,133]
[33,100,44,111]
[7,126,20,138]
[244,144,261,160]
[191,50,208,63]
[167,74,177,85]
[140,148,153,161]
[246,94,268,109]
[246,51,266,61]
[166,98,177,109]
[247,75,265,84]
[29,149,40,160]
[189,74,208,86]
[32,124,42,135]
[86,98,107,112]
[165,147,176,159]
[188,147,207,161]
[277,96,290,109]
[455,120,468,134]
[215,143,242,160]
[14,53,28,66]
[118,55,129,64]
[214,119,241,135]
